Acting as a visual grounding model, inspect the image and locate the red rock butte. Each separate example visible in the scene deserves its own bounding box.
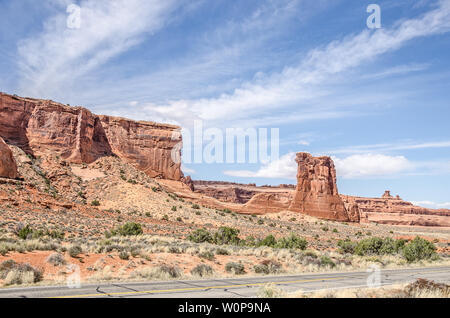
[0,93,182,180]
[288,152,358,222]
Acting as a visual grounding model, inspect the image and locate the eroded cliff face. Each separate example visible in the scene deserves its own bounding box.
[0,137,18,179]
[341,194,450,227]
[0,93,182,180]
[288,152,353,222]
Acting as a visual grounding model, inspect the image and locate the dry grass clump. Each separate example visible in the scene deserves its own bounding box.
[130,265,182,281]
[289,279,450,298]
[258,283,287,298]
[0,260,44,286]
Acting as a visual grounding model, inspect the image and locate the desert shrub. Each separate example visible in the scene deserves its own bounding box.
[243,236,257,247]
[46,253,66,266]
[253,264,270,274]
[108,222,143,237]
[0,260,43,285]
[225,262,245,275]
[171,206,177,212]
[188,228,213,243]
[254,260,282,274]
[119,251,129,260]
[69,245,82,258]
[320,256,336,268]
[402,237,437,263]
[191,264,214,277]
[258,235,277,247]
[354,237,400,256]
[198,251,215,261]
[158,265,181,278]
[215,247,230,256]
[16,225,33,240]
[258,283,286,298]
[192,204,200,210]
[404,279,449,298]
[337,239,357,254]
[214,227,240,245]
[275,234,308,250]
[91,200,100,206]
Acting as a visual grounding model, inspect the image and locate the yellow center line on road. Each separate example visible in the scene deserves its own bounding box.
[51,276,346,298]
[51,268,450,299]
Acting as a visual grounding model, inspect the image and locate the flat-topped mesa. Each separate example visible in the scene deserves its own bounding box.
[0,93,183,180]
[0,137,18,179]
[288,152,357,222]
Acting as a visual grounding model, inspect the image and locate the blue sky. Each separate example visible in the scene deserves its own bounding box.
[1,0,450,208]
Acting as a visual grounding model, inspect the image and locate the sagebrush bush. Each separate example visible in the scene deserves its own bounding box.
[225,262,245,275]
[119,251,130,260]
[320,256,336,268]
[191,264,213,277]
[254,260,282,275]
[69,245,82,258]
[46,253,66,266]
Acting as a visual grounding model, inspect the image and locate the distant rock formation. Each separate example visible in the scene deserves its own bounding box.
[0,137,18,179]
[288,152,355,222]
[341,194,450,227]
[0,93,182,180]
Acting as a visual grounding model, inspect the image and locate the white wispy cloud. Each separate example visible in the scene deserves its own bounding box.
[224,152,297,179]
[333,154,413,179]
[326,140,450,155]
[411,201,450,209]
[141,0,450,127]
[362,63,430,79]
[17,0,182,97]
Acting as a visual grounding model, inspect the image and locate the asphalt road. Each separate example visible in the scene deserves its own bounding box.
[0,266,448,298]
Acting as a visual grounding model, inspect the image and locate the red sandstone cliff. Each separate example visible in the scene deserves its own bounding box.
[0,93,182,180]
[0,137,18,179]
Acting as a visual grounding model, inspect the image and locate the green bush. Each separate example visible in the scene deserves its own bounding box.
[354,237,398,256]
[17,225,33,240]
[214,227,240,245]
[337,239,357,254]
[275,234,308,250]
[192,204,200,210]
[188,228,213,243]
[258,235,277,247]
[91,200,100,206]
[171,206,177,212]
[109,222,143,237]
[402,237,437,263]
